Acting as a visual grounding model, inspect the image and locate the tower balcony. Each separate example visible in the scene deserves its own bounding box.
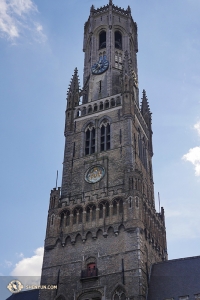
[75,94,122,119]
[81,268,98,280]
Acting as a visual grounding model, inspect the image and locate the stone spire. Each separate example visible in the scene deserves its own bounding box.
[66,68,80,109]
[141,89,153,155]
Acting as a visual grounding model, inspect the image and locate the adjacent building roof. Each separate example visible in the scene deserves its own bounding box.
[6,289,39,300]
[148,255,200,300]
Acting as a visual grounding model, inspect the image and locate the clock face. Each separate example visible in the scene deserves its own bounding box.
[91,57,109,75]
[85,165,105,183]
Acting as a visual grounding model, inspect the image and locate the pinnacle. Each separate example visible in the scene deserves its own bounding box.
[141,89,151,117]
[67,68,80,95]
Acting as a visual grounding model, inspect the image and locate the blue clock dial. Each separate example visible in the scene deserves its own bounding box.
[91,56,109,75]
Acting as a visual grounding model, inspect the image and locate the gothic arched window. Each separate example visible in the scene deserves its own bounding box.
[100,120,110,152]
[73,207,83,224]
[115,31,122,50]
[60,212,65,228]
[99,30,106,49]
[113,198,123,215]
[99,201,109,218]
[86,205,96,222]
[85,125,95,155]
[66,210,70,226]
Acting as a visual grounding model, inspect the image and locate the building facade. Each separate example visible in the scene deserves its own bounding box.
[39,1,167,299]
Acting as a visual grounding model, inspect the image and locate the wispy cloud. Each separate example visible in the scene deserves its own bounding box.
[182,121,200,176]
[5,260,12,268]
[0,0,46,42]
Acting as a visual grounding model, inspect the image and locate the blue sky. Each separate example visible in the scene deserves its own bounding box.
[0,0,200,281]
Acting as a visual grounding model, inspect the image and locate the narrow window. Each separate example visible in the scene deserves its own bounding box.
[73,142,75,157]
[100,123,110,152]
[92,206,96,220]
[105,100,109,108]
[85,127,95,155]
[86,206,90,222]
[105,202,109,217]
[99,80,102,93]
[113,200,117,215]
[94,104,97,112]
[99,203,103,219]
[99,31,106,49]
[115,31,122,49]
[66,211,70,226]
[60,213,65,227]
[119,199,123,213]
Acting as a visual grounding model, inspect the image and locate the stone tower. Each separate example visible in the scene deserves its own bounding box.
[39,1,167,300]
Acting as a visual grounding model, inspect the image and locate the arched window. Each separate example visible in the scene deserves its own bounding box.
[60,212,65,228]
[94,103,98,112]
[100,120,110,152]
[113,198,123,215]
[86,205,96,222]
[51,214,54,225]
[111,98,115,107]
[88,105,92,113]
[113,201,117,215]
[115,31,122,49]
[99,31,106,49]
[66,210,70,226]
[99,201,109,218]
[85,125,95,155]
[73,207,83,224]
[77,109,81,117]
[143,140,147,169]
[82,107,86,116]
[138,129,142,159]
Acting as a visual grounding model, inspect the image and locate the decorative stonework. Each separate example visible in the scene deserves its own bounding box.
[85,165,105,183]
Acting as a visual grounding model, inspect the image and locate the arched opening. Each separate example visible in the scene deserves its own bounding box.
[73,207,83,224]
[99,30,106,49]
[99,102,103,110]
[99,201,109,218]
[100,122,110,152]
[88,105,92,113]
[94,103,98,112]
[85,126,95,155]
[115,31,122,49]
[66,210,70,226]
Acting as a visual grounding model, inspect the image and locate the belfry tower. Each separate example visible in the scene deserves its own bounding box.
[39,1,167,300]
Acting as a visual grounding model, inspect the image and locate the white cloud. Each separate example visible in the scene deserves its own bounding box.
[182,121,200,176]
[182,146,200,176]
[194,121,200,136]
[11,247,44,277]
[0,0,46,42]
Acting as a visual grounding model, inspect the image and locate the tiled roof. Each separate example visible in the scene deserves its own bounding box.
[148,256,200,300]
[6,289,39,300]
